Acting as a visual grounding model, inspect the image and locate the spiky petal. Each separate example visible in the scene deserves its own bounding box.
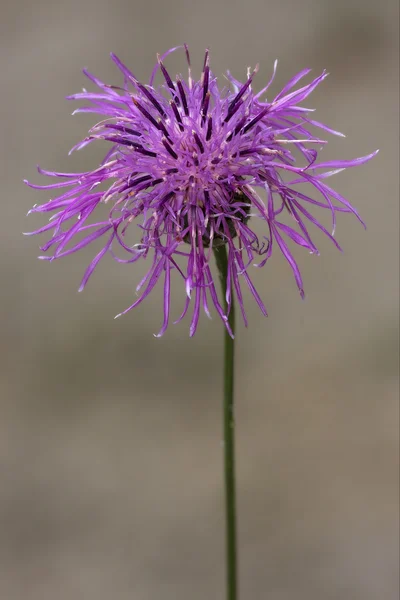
[25,47,378,336]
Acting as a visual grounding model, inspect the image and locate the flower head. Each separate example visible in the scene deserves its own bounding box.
[25,46,377,336]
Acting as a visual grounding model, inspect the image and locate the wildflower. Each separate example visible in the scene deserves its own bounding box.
[25,46,377,336]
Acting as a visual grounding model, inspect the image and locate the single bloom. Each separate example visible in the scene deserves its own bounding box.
[25,45,377,336]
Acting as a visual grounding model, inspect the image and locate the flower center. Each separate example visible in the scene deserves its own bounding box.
[182,191,251,247]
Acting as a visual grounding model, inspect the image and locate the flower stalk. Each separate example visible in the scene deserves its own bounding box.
[214,244,237,600]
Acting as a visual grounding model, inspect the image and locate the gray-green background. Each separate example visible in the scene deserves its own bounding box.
[2,0,399,598]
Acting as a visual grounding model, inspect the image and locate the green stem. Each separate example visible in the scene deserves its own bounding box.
[214,244,237,600]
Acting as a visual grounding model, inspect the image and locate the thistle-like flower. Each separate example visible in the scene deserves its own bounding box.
[25,46,377,336]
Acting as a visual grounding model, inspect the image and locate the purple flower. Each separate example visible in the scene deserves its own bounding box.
[25,46,377,336]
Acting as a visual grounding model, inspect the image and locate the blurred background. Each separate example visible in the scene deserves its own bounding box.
[1,0,399,598]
